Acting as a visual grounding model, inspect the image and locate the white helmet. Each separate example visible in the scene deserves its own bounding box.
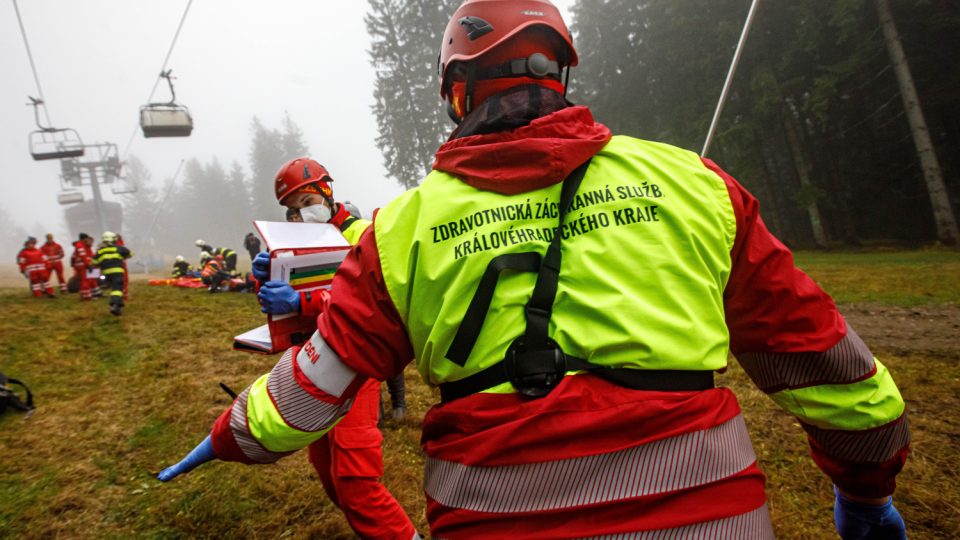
[195,239,206,247]
[200,252,211,262]
[342,200,362,218]
[102,231,118,243]
[175,255,185,262]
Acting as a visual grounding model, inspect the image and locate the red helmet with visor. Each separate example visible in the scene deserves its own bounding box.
[438,0,578,102]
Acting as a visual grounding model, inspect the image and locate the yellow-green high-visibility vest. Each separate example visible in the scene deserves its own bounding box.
[374,136,736,391]
[341,218,371,246]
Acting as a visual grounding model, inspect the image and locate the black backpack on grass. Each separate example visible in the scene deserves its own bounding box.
[0,372,34,414]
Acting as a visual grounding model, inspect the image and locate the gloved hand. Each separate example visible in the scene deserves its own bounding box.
[258,280,300,314]
[834,486,907,540]
[252,251,271,283]
[157,435,217,482]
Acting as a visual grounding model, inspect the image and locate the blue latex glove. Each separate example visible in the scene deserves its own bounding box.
[258,280,300,314]
[834,486,907,540]
[157,435,217,482]
[252,251,271,283]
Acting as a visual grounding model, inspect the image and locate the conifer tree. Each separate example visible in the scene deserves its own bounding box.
[366,0,458,189]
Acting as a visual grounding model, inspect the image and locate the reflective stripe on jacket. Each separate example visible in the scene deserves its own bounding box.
[41,241,64,262]
[17,247,50,275]
[93,245,131,275]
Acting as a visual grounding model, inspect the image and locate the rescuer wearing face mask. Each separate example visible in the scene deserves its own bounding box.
[173,158,417,539]
[160,1,909,538]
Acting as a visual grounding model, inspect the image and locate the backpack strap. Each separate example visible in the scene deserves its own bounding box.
[440,158,714,403]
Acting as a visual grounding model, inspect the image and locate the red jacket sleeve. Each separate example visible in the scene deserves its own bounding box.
[707,158,846,353]
[705,158,909,498]
[299,288,329,318]
[317,220,415,381]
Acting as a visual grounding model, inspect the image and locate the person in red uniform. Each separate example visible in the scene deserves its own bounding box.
[17,236,54,298]
[160,159,417,539]
[160,2,908,539]
[71,233,99,301]
[258,159,418,538]
[40,233,67,293]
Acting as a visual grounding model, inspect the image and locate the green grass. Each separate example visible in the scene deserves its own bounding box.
[0,251,958,538]
[794,248,960,306]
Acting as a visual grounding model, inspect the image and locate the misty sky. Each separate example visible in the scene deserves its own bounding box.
[1,0,574,238]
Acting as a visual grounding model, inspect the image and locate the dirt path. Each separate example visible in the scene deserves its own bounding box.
[842,303,960,358]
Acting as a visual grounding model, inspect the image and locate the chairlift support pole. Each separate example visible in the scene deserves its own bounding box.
[701,0,761,158]
[61,143,122,234]
[86,163,108,235]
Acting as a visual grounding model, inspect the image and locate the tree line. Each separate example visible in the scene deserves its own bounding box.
[118,115,310,265]
[366,0,959,247]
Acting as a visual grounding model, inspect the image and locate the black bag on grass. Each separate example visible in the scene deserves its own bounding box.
[0,372,34,414]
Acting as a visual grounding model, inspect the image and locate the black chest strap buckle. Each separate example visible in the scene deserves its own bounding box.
[504,338,566,398]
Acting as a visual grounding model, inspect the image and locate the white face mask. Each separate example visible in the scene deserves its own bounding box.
[298,203,332,224]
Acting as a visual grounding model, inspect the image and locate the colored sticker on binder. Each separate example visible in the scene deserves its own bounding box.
[288,262,341,289]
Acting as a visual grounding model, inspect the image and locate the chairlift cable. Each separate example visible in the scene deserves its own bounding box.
[140,158,186,252]
[701,0,761,158]
[12,0,52,126]
[122,0,194,161]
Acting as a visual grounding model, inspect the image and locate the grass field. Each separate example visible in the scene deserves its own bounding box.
[1,250,958,539]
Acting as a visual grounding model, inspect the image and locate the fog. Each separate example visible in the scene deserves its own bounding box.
[0,1,575,242]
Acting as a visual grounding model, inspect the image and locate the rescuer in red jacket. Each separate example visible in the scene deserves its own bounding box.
[70,233,99,301]
[161,2,908,539]
[256,159,416,539]
[40,233,67,293]
[17,236,54,298]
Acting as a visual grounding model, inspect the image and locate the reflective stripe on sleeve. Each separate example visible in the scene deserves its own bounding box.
[424,414,756,514]
[768,359,905,430]
[295,331,357,398]
[229,384,290,463]
[803,413,910,463]
[737,326,875,392]
[267,346,352,432]
[245,348,350,453]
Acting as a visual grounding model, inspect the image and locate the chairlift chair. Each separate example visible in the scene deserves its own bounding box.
[26,97,85,161]
[57,190,84,205]
[140,70,193,138]
[60,158,82,187]
[111,181,137,195]
[103,156,122,183]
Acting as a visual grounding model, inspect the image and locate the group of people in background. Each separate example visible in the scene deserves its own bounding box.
[16,234,66,298]
[168,237,259,293]
[16,231,131,316]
